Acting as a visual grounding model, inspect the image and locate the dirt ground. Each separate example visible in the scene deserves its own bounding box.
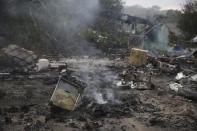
[0,58,197,131]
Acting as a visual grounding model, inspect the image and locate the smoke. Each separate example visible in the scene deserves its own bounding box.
[62,57,120,104]
[144,24,169,54]
[124,5,167,22]
[7,0,101,56]
[3,1,120,104]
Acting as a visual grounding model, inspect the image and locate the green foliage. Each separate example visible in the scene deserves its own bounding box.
[178,1,197,39]
[1,0,127,54]
[169,31,178,45]
[86,0,128,52]
[85,28,128,51]
[5,15,57,54]
[0,0,58,54]
[95,0,123,33]
[99,0,123,14]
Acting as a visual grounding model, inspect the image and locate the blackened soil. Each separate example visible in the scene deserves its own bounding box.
[0,74,197,131]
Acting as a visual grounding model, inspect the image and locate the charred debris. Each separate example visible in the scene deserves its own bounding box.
[0,37,197,130]
[0,1,197,131]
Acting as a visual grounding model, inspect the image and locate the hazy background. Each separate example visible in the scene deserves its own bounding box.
[122,0,186,10]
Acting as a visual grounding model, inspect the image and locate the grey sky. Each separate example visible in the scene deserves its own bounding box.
[122,0,186,10]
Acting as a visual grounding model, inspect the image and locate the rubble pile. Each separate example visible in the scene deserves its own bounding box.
[1,45,38,72]
[122,48,197,101]
[0,46,197,131]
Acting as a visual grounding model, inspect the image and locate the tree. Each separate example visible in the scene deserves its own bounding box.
[95,0,123,32]
[89,0,128,51]
[178,1,197,39]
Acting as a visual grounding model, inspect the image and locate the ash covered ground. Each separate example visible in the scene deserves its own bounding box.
[0,0,197,131]
[0,57,197,131]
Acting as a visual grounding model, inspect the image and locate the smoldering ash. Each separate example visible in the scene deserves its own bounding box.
[62,58,120,104]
